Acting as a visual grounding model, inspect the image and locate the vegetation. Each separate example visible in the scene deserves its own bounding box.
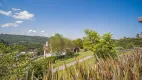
[1,29,142,80]
[0,33,48,54]
[53,50,93,68]
[83,29,116,58]
[116,38,142,49]
[0,33,48,45]
[0,42,32,80]
[73,38,83,48]
[41,49,142,80]
[48,33,74,55]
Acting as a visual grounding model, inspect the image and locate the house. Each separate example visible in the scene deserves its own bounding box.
[139,32,142,38]
[43,41,52,57]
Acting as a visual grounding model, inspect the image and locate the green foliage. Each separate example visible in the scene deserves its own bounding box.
[94,33,116,58]
[83,29,100,51]
[73,38,83,48]
[36,48,44,56]
[30,49,142,80]
[116,38,142,49]
[49,33,74,54]
[0,44,32,80]
[83,29,116,58]
[61,49,142,80]
[136,34,139,38]
[31,57,56,79]
[0,33,48,51]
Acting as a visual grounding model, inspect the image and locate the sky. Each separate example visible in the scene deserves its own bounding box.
[0,0,142,39]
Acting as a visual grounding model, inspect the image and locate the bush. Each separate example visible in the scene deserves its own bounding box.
[83,29,116,58]
[83,48,88,52]
[46,56,56,63]
[66,52,74,56]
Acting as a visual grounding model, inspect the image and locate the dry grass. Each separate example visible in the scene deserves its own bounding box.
[39,48,142,80]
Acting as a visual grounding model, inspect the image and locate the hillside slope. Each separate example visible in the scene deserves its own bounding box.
[0,34,48,50]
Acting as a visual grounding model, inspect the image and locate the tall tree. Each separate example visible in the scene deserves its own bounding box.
[48,33,73,54]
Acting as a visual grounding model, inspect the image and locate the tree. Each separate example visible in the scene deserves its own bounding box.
[83,29,116,58]
[73,38,83,48]
[94,33,116,58]
[49,34,65,54]
[136,34,139,38]
[64,38,74,49]
[83,29,100,51]
[0,44,32,80]
[48,33,74,55]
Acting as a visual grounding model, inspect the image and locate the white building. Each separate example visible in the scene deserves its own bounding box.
[43,41,52,57]
[139,33,142,38]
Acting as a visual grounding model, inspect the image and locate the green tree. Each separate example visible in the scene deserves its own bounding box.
[83,29,100,51]
[73,38,83,48]
[0,43,32,80]
[48,33,74,55]
[49,34,65,54]
[64,38,74,49]
[136,34,139,38]
[94,33,116,58]
[83,29,116,58]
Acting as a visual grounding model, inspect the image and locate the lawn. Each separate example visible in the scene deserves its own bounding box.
[53,50,94,68]
[56,56,96,79]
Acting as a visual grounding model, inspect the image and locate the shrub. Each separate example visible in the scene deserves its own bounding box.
[66,52,74,56]
[83,29,116,58]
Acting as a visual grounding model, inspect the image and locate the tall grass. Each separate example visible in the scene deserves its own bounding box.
[33,49,142,80]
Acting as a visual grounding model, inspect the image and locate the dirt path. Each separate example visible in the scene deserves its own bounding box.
[52,56,93,73]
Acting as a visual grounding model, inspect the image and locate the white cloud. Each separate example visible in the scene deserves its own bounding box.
[16,21,23,24]
[13,10,34,20]
[12,8,20,11]
[0,10,12,16]
[32,30,36,33]
[1,23,18,27]
[28,29,36,33]
[44,33,47,35]
[28,30,33,33]
[1,21,23,28]
[41,30,45,33]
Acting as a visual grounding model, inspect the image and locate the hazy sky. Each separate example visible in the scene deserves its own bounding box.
[0,0,142,39]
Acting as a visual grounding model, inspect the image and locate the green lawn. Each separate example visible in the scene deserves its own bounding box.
[53,50,94,68]
[57,56,96,78]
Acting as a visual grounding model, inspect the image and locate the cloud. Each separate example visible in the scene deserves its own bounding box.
[32,30,36,33]
[1,21,23,28]
[1,23,18,27]
[12,8,20,11]
[0,10,12,16]
[28,29,36,33]
[15,21,23,24]
[44,33,48,36]
[0,9,35,20]
[13,10,34,20]
[41,30,45,33]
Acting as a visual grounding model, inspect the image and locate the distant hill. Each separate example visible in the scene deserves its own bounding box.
[0,33,48,44]
[0,34,48,50]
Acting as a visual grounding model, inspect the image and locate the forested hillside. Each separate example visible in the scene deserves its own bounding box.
[0,34,48,52]
[0,33,48,44]
[115,38,142,49]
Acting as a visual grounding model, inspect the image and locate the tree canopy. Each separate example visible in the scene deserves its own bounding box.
[48,33,74,54]
[83,29,116,58]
